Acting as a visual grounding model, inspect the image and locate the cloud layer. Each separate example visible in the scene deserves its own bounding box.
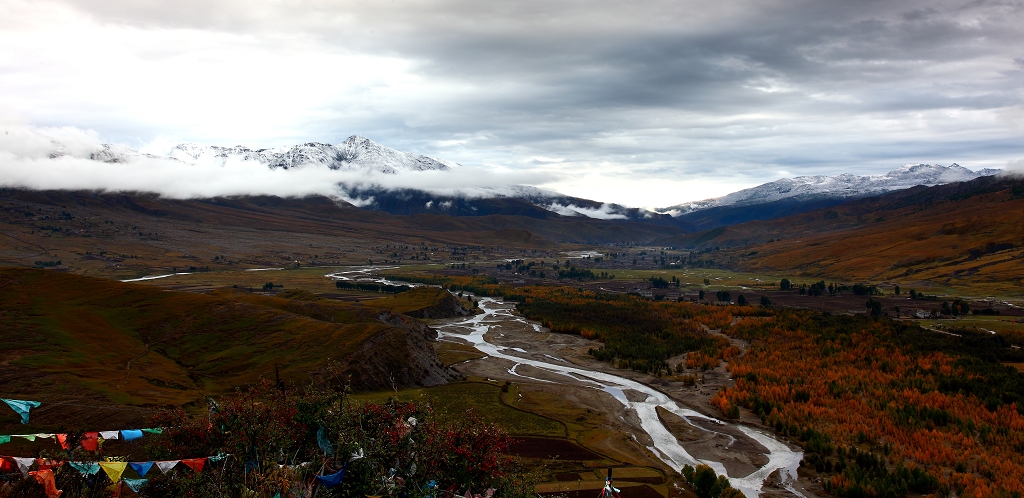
[0,0,1021,206]
[0,124,560,200]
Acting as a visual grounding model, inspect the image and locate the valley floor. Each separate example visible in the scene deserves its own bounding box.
[429,296,813,498]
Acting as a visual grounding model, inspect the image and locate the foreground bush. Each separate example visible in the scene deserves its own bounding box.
[2,381,534,498]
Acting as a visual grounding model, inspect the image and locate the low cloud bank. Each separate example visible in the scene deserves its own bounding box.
[546,203,627,220]
[1003,160,1024,177]
[0,124,558,200]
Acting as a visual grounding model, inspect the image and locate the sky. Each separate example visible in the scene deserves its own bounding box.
[1,0,1022,208]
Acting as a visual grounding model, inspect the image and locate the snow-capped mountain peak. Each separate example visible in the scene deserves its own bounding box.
[165,136,458,174]
[657,163,999,216]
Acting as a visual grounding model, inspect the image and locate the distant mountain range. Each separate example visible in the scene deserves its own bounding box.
[75,135,459,174]
[62,136,679,225]
[166,136,460,173]
[654,174,1024,287]
[658,163,1000,216]
[653,163,1002,231]
[49,136,1003,228]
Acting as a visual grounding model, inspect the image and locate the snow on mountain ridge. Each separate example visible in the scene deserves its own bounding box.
[40,133,999,222]
[657,164,999,216]
[166,136,457,174]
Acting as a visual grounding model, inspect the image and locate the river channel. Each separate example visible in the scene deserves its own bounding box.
[326,269,805,497]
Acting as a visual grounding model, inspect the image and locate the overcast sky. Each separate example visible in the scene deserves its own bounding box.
[1,0,1022,207]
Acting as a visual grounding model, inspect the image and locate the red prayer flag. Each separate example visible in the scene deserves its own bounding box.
[80,432,99,452]
[181,457,207,472]
[56,434,71,450]
[28,469,63,497]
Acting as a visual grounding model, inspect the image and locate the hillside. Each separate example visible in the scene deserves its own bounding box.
[0,189,689,280]
[0,268,458,430]
[659,175,1024,287]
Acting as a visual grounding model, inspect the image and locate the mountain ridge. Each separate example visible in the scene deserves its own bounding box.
[167,135,460,174]
[655,174,1024,287]
[38,133,1003,228]
[658,163,1001,216]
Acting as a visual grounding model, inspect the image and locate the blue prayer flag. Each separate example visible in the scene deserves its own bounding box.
[316,463,346,488]
[2,399,42,424]
[130,461,154,477]
[317,426,334,456]
[124,478,148,492]
[69,462,101,476]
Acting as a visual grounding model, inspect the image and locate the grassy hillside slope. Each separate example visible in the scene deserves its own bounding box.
[0,190,689,281]
[660,176,1024,288]
[0,268,454,429]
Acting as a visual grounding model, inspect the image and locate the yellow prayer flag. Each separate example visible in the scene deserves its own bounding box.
[99,461,127,482]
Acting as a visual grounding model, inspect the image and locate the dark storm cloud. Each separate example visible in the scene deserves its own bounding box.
[5,0,1022,206]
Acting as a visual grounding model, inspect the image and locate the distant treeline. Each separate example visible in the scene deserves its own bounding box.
[514,289,736,374]
[335,280,410,294]
[381,274,502,296]
[383,273,756,375]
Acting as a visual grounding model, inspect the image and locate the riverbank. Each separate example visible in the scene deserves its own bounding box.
[431,297,811,498]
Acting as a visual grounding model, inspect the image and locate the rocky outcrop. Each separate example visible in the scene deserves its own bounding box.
[332,311,461,391]
[403,292,474,319]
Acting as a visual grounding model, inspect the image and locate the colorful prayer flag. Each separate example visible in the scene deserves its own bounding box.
[69,462,101,476]
[14,457,36,476]
[181,457,207,472]
[129,461,153,477]
[98,461,127,482]
[155,460,179,474]
[81,432,99,452]
[123,478,148,492]
[1,399,41,424]
[316,463,346,488]
[28,469,62,498]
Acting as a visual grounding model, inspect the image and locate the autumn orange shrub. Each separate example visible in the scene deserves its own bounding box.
[717,310,1024,496]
